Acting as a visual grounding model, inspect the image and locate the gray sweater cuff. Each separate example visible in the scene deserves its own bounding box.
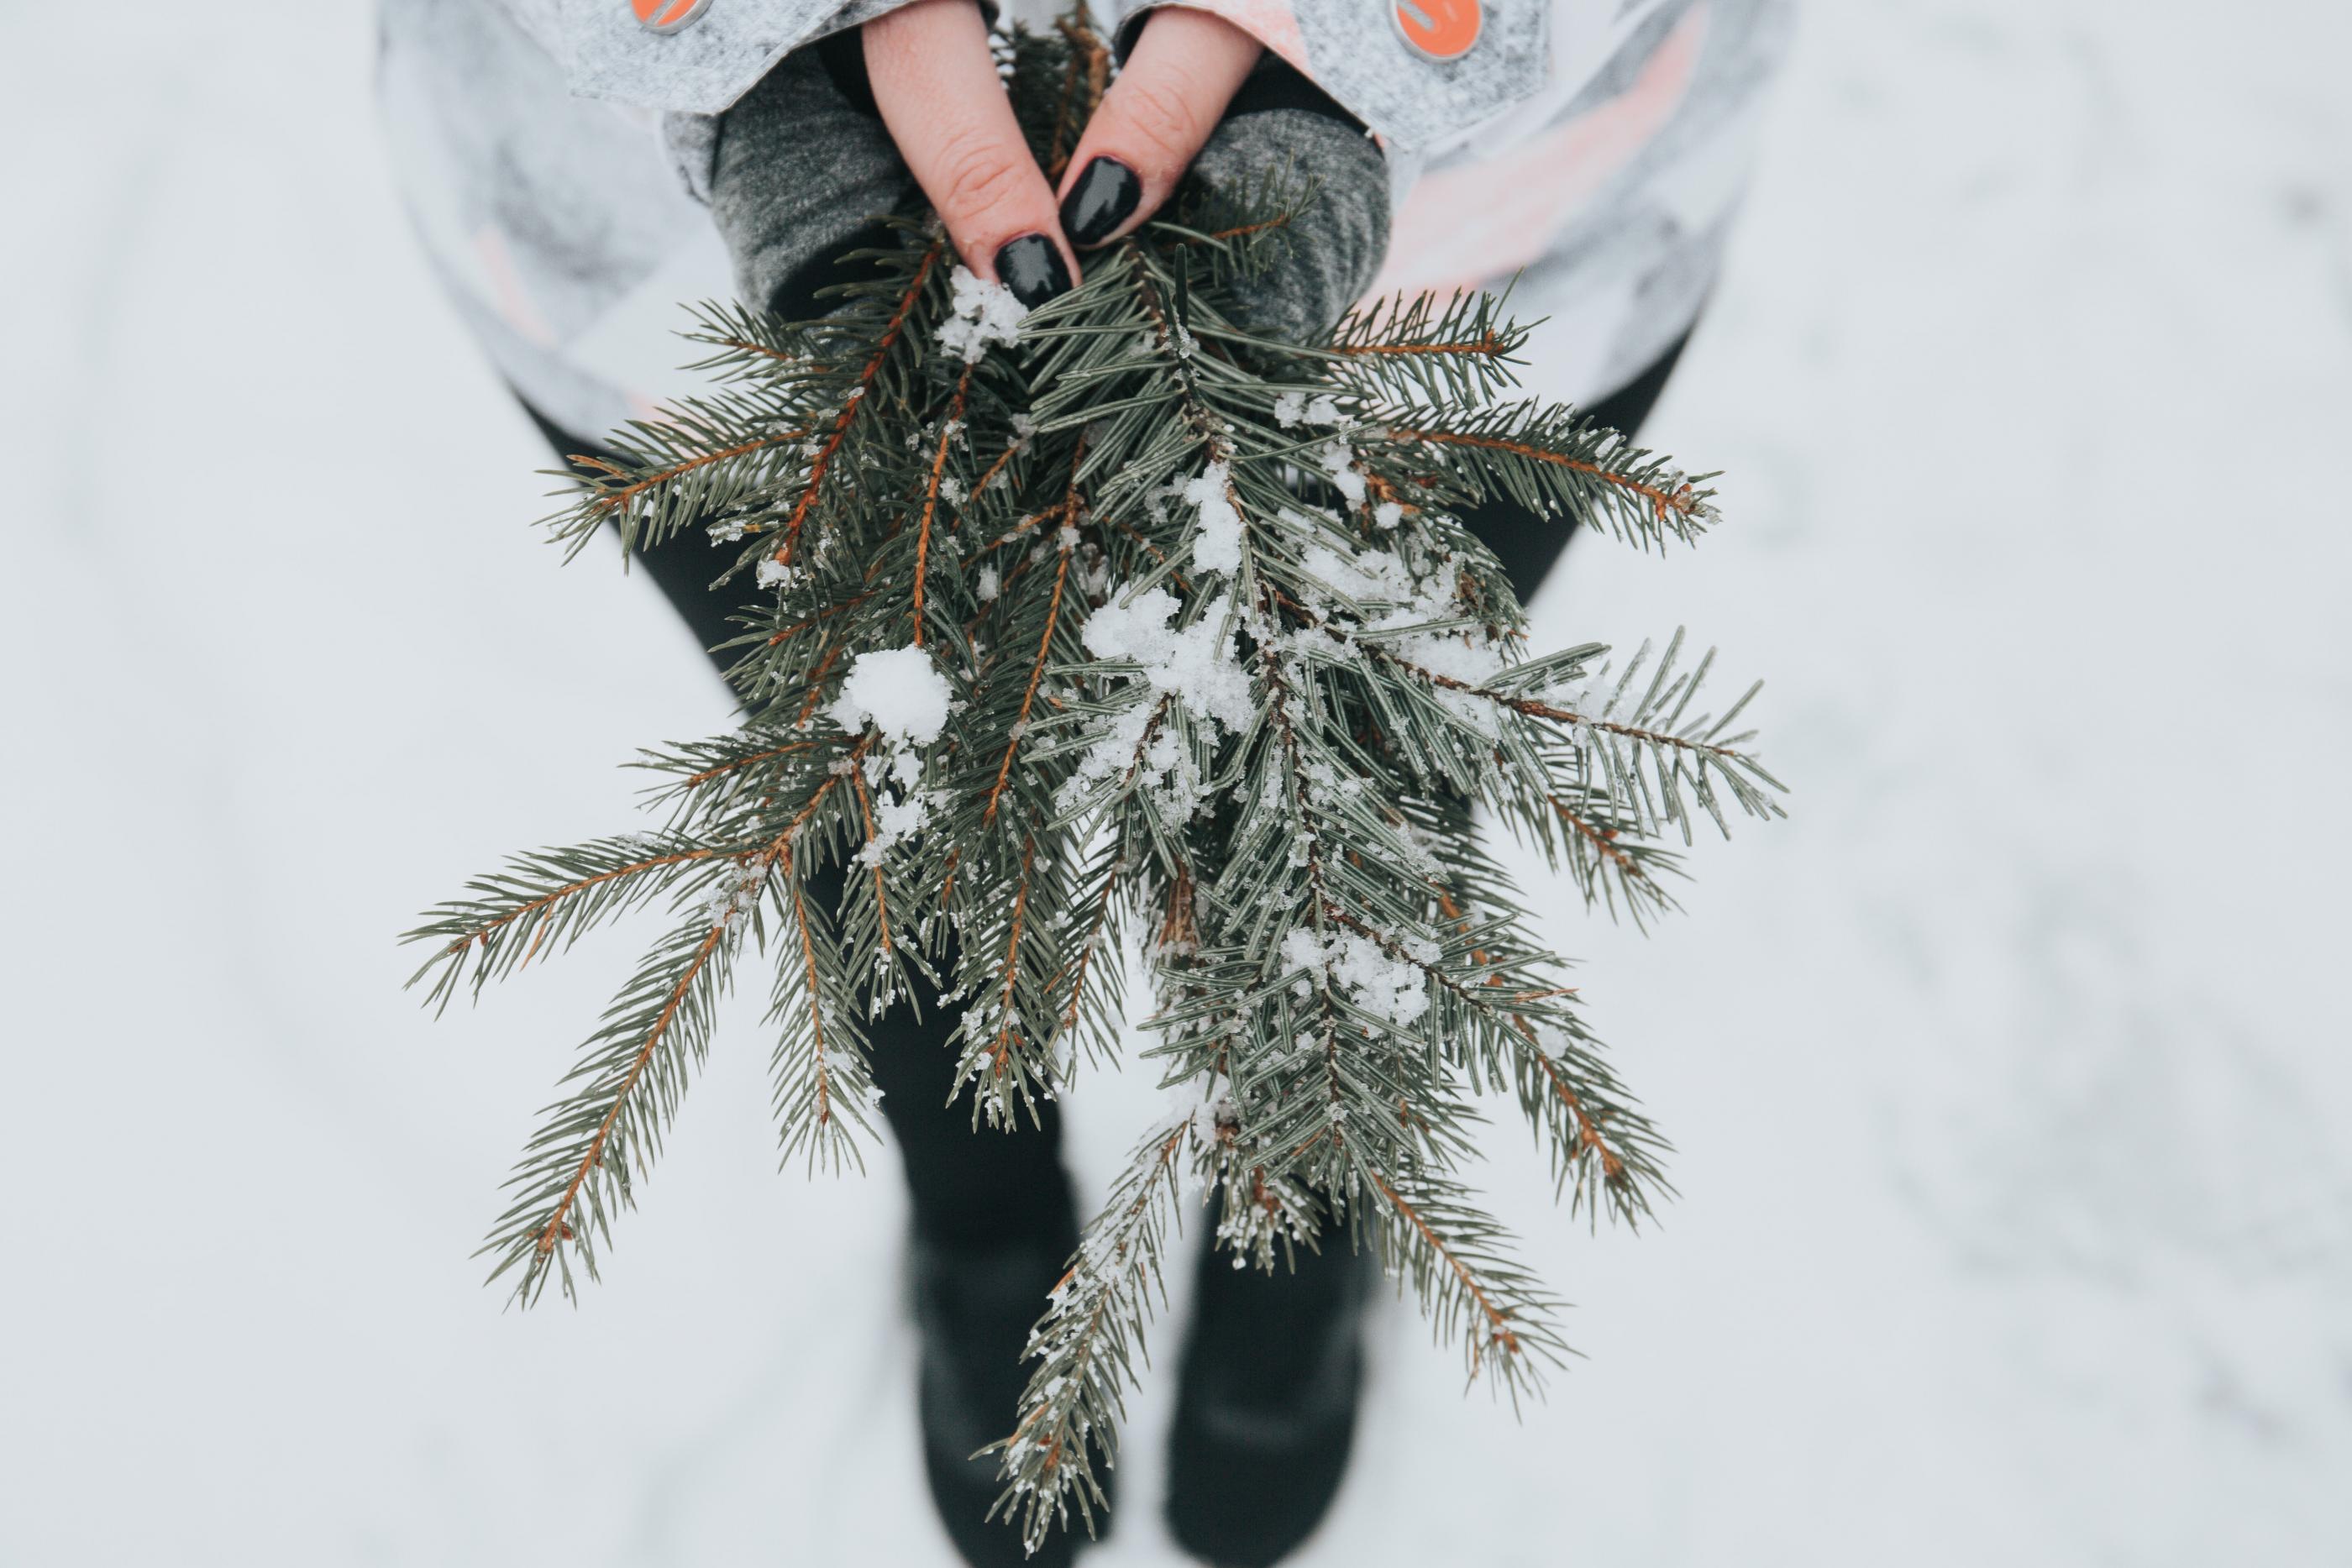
[1189,102,1390,342]
[702,48,918,317]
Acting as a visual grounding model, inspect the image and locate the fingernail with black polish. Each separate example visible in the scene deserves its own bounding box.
[994,233,1073,310]
[1060,157,1141,247]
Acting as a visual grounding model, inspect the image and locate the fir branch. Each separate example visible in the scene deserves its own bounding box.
[990,1116,1194,1551]
[984,542,1073,824]
[982,836,1038,1096]
[846,766,895,959]
[1378,414,1719,553]
[767,240,947,572]
[1368,1169,1565,1398]
[481,906,740,1306]
[406,837,738,1012]
[771,850,875,1172]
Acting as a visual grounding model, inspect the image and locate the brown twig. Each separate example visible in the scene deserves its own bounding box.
[913,368,974,646]
[446,848,727,957]
[535,921,728,1257]
[1366,1170,1523,1356]
[765,595,872,648]
[1549,794,1650,882]
[1333,333,1510,360]
[983,534,1073,823]
[767,242,944,570]
[988,836,1037,1080]
[587,436,796,521]
[795,642,847,729]
[1382,427,1696,523]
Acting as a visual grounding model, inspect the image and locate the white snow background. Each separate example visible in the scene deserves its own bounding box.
[3,3,2349,1564]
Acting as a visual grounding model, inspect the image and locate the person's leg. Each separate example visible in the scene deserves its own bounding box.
[522,404,1085,1567]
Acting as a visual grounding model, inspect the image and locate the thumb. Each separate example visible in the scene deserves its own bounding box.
[1053,11,1263,249]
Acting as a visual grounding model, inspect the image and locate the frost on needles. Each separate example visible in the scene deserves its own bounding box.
[403,20,1783,1555]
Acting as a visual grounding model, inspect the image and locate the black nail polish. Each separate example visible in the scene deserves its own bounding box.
[993,233,1073,310]
[1060,157,1141,247]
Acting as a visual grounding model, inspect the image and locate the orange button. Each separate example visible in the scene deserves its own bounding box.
[1393,0,1481,60]
[633,0,711,32]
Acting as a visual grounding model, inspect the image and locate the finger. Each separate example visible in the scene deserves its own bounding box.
[1054,11,1262,249]
[864,0,1078,306]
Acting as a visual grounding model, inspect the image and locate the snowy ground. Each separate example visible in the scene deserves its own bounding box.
[4,3,2349,1565]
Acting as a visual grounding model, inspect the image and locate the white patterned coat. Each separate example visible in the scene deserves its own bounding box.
[376,0,1793,442]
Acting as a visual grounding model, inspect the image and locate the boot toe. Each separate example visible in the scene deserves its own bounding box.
[909,1228,1107,1567]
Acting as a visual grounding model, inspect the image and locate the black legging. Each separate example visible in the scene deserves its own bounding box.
[523,328,1690,1247]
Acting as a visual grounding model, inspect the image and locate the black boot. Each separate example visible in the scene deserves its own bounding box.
[910,1217,1105,1568]
[1163,1224,1375,1566]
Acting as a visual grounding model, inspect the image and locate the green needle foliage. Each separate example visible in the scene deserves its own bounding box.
[406,18,1783,1552]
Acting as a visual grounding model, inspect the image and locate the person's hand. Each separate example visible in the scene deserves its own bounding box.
[710,1,1388,338]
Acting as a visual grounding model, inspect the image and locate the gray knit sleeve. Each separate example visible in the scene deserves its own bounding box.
[1184,60,1391,343]
[703,45,918,317]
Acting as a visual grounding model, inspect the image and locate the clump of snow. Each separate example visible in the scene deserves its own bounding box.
[865,747,927,799]
[1074,540,1113,598]
[1183,460,1243,575]
[936,265,1030,363]
[754,554,799,590]
[704,861,770,929]
[1531,1021,1581,1064]
[1065,589,1255,820]
[1300,758,1366,808]
[1539,674,1616,751]
[1273,391,1346,429]
[1373,500,1404,531]
[1296,540,1509,734]
[827,645,952,745]
[1315,438,1366,506]
[854,790,932,868]
[1282,925,1432,1027]
[1541,676,1612,718]
[1079,589,1252,732]
[1297,541,1415,606]
[1280,926,1326,976]
[974,565,1000,601]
